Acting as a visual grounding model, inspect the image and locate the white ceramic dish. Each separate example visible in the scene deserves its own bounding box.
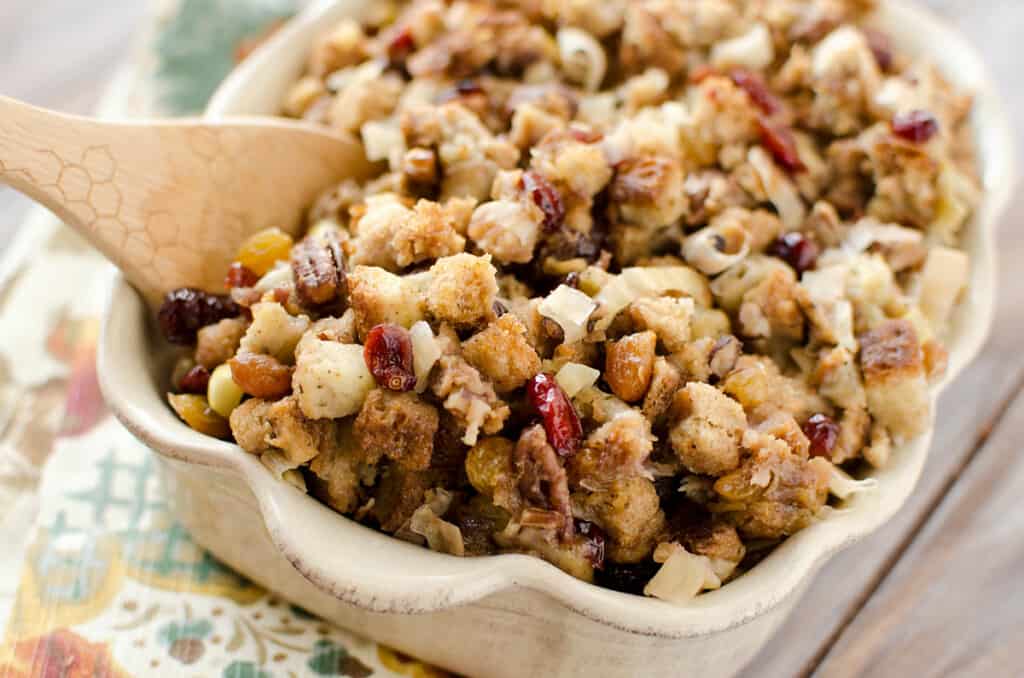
[99,2,1015,676]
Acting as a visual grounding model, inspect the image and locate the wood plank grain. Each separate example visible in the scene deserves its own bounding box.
[0,0,147,253]
[813,375,1024,677]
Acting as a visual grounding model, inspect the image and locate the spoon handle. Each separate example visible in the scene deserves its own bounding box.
[0,96,117,240]
[0,95,365,306]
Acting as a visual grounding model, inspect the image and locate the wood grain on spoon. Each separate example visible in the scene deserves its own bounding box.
[0,95,371,305]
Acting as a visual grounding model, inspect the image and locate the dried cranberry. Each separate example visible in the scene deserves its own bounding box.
[757,116,806,173]
[158,288,239,345]
[803,413,840,458]
[225,262,259,289]
[596,560,661,595]
[576,520,606,570]
[731,69,782,115]
[364,324,416,392]
[522,171,566,232]
[386,27,415,65]
[768,232,820,274]
[891,110,939,144]
[178,365,211,394]
[863,28,894,72]
[526,373,582,458]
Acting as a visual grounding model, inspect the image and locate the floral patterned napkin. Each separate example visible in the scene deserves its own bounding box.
[0,2,448,676]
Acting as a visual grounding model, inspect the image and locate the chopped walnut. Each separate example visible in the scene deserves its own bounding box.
[642,357,683,423]
[431,354,510,446]
[605,331,657,403]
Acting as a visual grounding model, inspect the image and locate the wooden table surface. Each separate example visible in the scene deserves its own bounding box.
[1,2,1023,677]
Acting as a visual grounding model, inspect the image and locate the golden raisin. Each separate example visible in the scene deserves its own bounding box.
[604,331,657,403]
[168,393,231,439]
[466,437,514,497]
[229,352,294,399]
[236,227,295,276]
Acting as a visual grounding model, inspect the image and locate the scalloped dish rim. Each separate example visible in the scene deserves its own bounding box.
[99,0,1014,640]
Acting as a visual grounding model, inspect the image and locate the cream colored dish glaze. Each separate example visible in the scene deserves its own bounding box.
[99,2,1014,676]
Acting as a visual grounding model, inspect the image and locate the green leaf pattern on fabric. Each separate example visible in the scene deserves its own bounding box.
[308,639,374,677]
[223,660,275,678]
[154,0,297,114]
[157,619,215,645]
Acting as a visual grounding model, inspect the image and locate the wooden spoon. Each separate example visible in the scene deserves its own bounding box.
[0,95,372,305]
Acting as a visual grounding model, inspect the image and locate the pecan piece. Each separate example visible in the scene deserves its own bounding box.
[514,424,574,540]
[291,231,348,307]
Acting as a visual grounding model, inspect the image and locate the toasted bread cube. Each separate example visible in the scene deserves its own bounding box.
[859,319,930,441]
[462,315,542,392]
[425,253,498,329]
[670,383,747,476]
[347,265,426,340]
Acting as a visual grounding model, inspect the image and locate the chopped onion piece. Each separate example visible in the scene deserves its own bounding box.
[683,222,751,276]
[812,26,878,81]
[801,265,857,350]
[827,464,878,500]
[538,284,598,344]
[261,452,307,492]
[555,362,601,398]
[325,59,385,92]
[916,246,969,335]
[254,263,294,293]
[557,27,607,92]
[709,557,739,583]
[711,23,774,70]
[409,320,442,393]
[361,119,406,167]
[594,267,709,331]
[844,219,926,271]
[409,489,465,556]
[748,146,806,230]
[644,543,722,604]
[931,164,981,246]
[573,386,634,423]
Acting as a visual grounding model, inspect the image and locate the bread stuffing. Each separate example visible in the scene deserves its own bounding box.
[159,0,980,601]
